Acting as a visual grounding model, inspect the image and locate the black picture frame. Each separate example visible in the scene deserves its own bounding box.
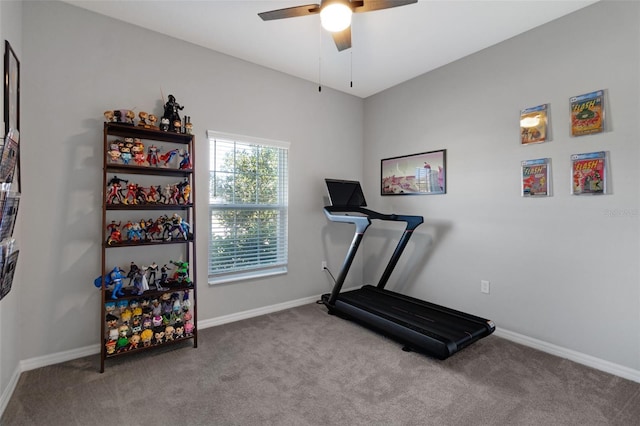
[381,149,446,195]
[4,40,20,191]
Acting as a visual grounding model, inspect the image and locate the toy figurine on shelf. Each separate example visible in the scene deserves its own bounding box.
[162,94,184,132]
[125,110,136,125]
[146,144,160,167]
[179,149,191,170]
[106,220,122,245]
[170,260,191,285]
[159,148,179,167]
[132,139,146,166]
[148,114,159,130]
[123,182,139,205]
[138,111,149,127]
[131,267,149,296]
[106,176,128,205]
[93,266,125,299]
[170,214,190,240]
[146,185,160,203]
[104,110,115,122]
[160,264,172,287]
[107,142,122,163]
[140,329,153,347]
[177,179,191,205]
[124,221,143,241]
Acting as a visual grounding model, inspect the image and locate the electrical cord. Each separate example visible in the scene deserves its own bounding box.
[316,266,337,304]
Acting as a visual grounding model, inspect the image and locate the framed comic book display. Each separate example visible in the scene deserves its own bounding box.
[381,150,446,195]
[570,90,605,137]
[520,104,549,145]
[521,158,551,197]
[571,151,607,195]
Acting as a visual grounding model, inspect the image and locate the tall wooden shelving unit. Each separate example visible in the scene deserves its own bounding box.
[99,122,197,372]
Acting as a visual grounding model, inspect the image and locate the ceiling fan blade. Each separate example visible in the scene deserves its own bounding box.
[332,27,352,51]
[258,4,321,21]
[352,0,417,13]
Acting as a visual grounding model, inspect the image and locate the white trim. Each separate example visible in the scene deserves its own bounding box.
[206,130,291,149]
[209,266,287,285]
[494,328,640,383]
[19,344,100,373]
[197,294,319,329]
[0,365,20,418]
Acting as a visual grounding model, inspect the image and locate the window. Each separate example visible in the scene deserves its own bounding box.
[208,131,289,284]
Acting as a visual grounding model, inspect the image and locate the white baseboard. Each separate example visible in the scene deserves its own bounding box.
[0,365,20,418]
[197,294,321,329]
[494,328,640,383]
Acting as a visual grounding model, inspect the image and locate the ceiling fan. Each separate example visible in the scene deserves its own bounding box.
[258,0,418,51]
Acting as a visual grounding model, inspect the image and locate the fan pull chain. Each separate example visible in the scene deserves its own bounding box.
[350,51,353,88]
[318,24,322,93]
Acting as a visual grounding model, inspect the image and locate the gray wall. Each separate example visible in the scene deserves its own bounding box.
[0,0,22,411]
[2,0,639,409]
[18,1,363,362]
[362,0,639,370]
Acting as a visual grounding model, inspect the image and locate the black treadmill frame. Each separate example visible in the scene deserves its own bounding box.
[321,205,495,359]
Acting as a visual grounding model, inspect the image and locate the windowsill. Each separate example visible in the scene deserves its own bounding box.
[208,266,288,285]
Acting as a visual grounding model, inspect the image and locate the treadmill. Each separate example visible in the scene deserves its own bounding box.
[321,179,495,359]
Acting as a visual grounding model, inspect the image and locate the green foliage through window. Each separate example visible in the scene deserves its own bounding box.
[208,135,288,281]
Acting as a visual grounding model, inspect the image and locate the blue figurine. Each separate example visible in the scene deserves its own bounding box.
[94,266,126,299]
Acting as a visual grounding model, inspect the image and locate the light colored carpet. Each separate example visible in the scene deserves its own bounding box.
[3,303,639,425]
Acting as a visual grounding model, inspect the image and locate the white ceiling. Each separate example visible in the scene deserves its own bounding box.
[63,0,598,98]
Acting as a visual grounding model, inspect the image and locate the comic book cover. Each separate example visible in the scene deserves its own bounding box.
[0,128,19,183]
[520,104,548,145]
[571,151,606,195]
[521,158,550,197]
[570,90,605,136]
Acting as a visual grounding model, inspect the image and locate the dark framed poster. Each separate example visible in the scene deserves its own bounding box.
[3,40,20,191]
[381,149,446,195]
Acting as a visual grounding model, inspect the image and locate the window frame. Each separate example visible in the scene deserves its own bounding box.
[207,130,289,285]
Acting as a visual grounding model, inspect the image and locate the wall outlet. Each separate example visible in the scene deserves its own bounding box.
[321,261,327,271]
[480,280,490,294]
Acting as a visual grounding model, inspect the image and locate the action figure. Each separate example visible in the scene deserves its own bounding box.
[106,220,122,245]
[93,266,125,300]
[170,260,191,285]
[162,94,184,132]
[146,144,160,167]
[159,149,179,167]
[179,149,191,170]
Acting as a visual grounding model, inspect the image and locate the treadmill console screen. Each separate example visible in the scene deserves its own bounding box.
[325,179,367,207]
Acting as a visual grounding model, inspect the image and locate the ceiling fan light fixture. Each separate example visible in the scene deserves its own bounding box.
[320,1,352,32]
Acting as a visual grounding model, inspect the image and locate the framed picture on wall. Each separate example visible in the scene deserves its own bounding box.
[3,40,20,191]
[521,158,551,197]
[571,151,607,195]
[520,104,549,145]
[381,149,446,195]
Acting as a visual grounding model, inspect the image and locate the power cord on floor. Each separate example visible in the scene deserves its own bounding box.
[316,266,337,304]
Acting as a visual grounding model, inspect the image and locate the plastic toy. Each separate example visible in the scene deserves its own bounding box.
[162,94,184,132]
[94,266,125,299]
[140,329,153,347]
[147,144,160,167]
[170,260,191,285]
[132,138,146,166]
[179,149,191,170]
[106,221,122,245]
[160,149,179,166]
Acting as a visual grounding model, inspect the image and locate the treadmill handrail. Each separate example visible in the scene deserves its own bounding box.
[324,205,423,230]
[323,205,424,304]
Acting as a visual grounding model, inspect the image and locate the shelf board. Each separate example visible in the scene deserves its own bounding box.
[105,122,193,144]
[104,238,193,248]
[106,203,192,211]
[105,163,192,177]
